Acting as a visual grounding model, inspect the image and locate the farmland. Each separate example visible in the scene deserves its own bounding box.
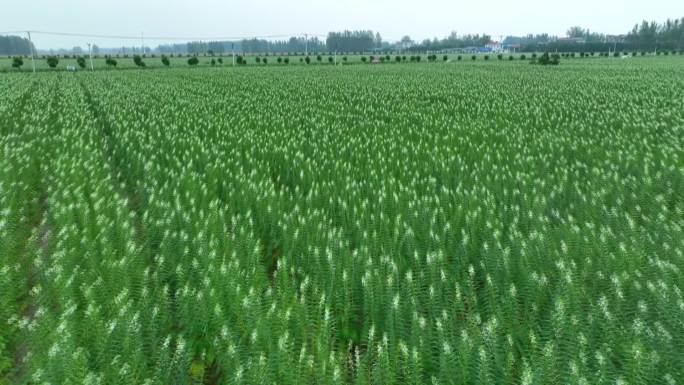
[1,59,684,385]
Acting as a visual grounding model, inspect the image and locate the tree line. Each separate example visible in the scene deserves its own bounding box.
[157,37,326,55]
[3,17,683,56]
[325,30,382,52]
[0,35,35,56]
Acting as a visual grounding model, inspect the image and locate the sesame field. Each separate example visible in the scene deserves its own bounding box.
[1,59,684,385]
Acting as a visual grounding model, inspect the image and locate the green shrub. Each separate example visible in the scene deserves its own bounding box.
[133,55,145,67]
[47,56,59,68]
[11,56,23,69]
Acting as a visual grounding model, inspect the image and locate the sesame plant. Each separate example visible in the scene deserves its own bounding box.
[1,60,683,385]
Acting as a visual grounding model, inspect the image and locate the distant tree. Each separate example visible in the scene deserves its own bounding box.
[218,57,223,64]
[457,55,462,61]
[328,56,333,63]
[484,55,490,60]
[509,55,514,60]
[211,58,216,66]
[188,56,199,66]
[76,57,86,69]
[256,57,261,63]
[262,57,267,64]
[471,55,476,60]
[305,56,311,64]
[277,57,282,63]
[343,56,347,62]
[361,56,367,63]
[567,26,587,38]
[133,55,145,67]
[46,56,59,68]
[284,57,289,64]
[161,55,170,66]
[520,54,526,60]
[415,55,421,62]
[443,55,448,61]
[316,55,322,63]
[106,58,117,67]
[11,56,23,69]
[395,56,402,62]
[537,52,560,65]
[497,54,503,60]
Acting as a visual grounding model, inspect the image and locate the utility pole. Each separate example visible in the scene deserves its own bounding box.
[87,43,94,71]
[27,31,36,73]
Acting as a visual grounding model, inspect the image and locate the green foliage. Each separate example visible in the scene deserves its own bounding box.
[76,57,87,69]
[105,57,117,67]
[161,55,170,66]
[188,56,199,66]
[133,55,145,67]
[46,56,59,68]
[1,60,683,385]
[535,52,561,65]
[11,56,23,68]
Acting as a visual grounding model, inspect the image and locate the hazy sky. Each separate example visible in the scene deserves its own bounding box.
[3,0,681,49]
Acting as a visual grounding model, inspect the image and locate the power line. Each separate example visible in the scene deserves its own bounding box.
[23,30,327,41]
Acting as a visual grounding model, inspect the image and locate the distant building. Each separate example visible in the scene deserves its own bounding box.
[486,41,504,53]
[503,44,521,52]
